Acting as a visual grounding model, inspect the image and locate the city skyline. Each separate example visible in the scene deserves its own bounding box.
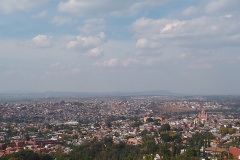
[1,0,240,95]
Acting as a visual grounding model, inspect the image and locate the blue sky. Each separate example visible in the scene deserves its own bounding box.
[0,0,240,95]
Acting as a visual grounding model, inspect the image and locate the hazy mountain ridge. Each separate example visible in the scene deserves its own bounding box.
[0,90,174,100]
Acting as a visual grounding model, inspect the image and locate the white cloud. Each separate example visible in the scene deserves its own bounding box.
[66,32,106,50]
[51,62,64,70]
[135,38,162,55]
[32,10,47,19]
[84,48,104,58]
[204,0,238,13]
[58,0,88,15]
[50,62,81,75]
[132,15,240,47]
[51,16,72,25]
[145,57,160,65]
[179,53,187,59]
[182,6,199,16]
[0,0,49,14]
[136,38,160,49]
[224,14,233,18]
[58,0,165,16]
[111,0,166,16]
[136,38,151,49]
[1,70,20,77]
[123,58,139,67]
[94,58,119,67]
[131,18,169,37]
[93,57,161,68]
[188,63,213,70]
[182,1,240,16]
[78,18,105,34]
[161,21,185,33]
[130,13,240,71]
[31,35,53,48]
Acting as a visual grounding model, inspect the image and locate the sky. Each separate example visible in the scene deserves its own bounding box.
[0,0,240,95]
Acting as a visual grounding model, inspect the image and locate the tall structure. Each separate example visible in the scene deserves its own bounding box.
[143,111,152,123]
[198,109,208,123]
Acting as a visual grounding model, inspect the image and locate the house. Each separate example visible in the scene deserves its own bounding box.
[229,146,240,159]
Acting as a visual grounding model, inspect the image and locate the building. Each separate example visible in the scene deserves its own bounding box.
[198,109,208,123]
[229,146,240,159]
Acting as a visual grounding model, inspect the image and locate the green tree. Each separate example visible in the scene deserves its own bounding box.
[160,124,171,132]
[25,133,30,141]
[39,153,54,160]
[132,120,143,127]
[228,128,236,134]
[146,118,154,123]
[2,150,40,160]
[153,120,161,126]
[185,148,197,158]
[105,121,112,128]
[219,126,229,135]
[158,144,171,159]
[8,158,19,160]
[160,133,172,142]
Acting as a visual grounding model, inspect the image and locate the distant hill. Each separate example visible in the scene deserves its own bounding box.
[0,90,174,101]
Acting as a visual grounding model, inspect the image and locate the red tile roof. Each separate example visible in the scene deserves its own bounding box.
[229,146,240,159]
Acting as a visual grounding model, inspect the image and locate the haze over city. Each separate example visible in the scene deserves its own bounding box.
[0,0,240,95]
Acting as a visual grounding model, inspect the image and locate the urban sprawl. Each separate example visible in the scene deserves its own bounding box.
[0,96,240,160]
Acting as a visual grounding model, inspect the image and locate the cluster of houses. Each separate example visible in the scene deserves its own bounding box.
[0,139,72,157]
[0,97,240,159]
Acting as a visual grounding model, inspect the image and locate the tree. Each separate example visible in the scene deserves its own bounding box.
[94,123,100,128]
[146,118,154,123]
[214,119,218,127]
[60,100,65,105]
[39,153,54,160]
[160,124,171,132]
[8,158,19,160]
[3,150,40,160]
[145,139,156,154]
[160,133,172,142]
[185,148,197,158]
[153,120,161,126]
[25,133,30,141]
[123,155,137,160]
[158,144,171,158]
[219,126,229,135]
[228,128,236,134]
[235,121,240,126]
[144,154,154,160]
[132,120,143,127]
[105,121,112,128]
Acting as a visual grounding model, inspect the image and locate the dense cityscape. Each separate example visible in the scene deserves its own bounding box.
[0,95,239,160]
